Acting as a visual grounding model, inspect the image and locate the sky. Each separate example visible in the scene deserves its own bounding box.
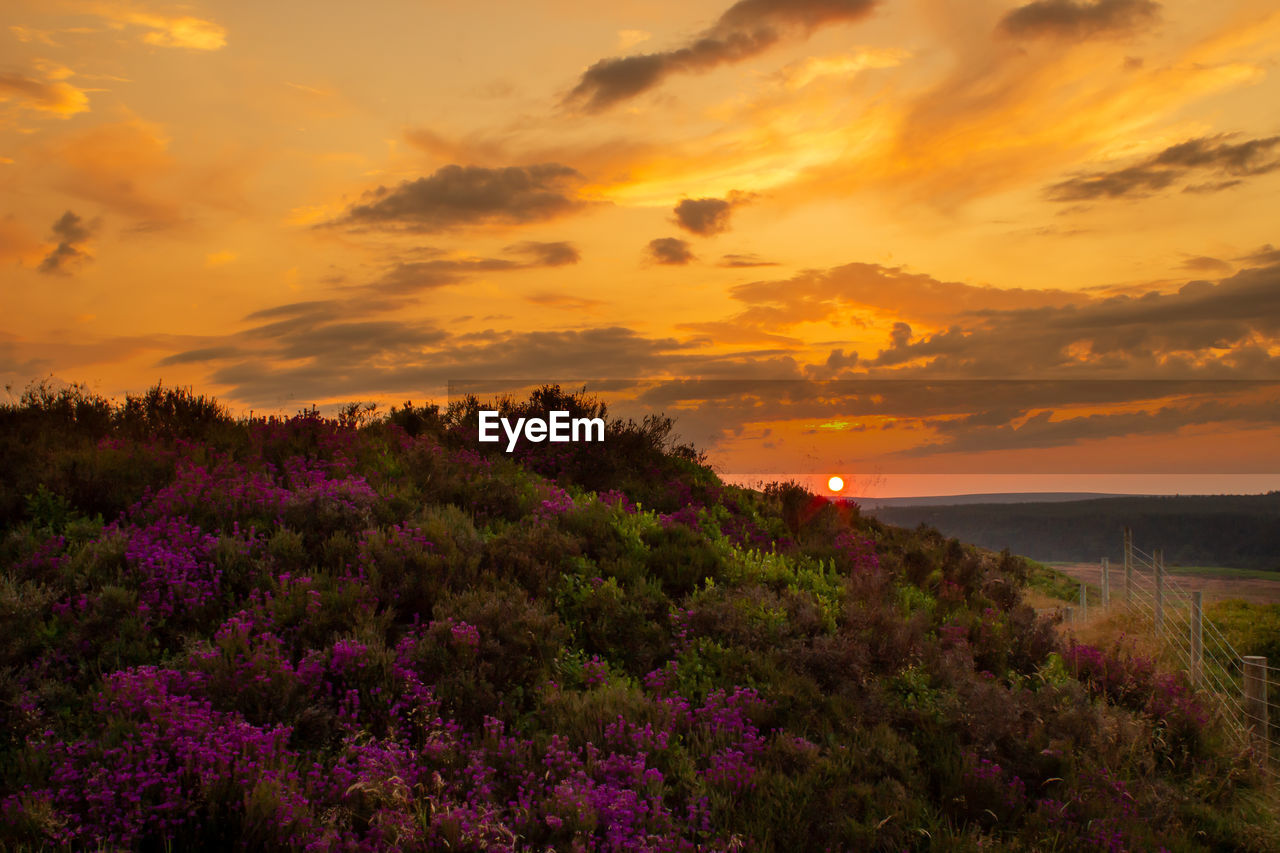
[2,0,1279,496]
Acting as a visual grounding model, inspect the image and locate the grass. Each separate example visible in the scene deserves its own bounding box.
[1048,560,1280,582]
[1168,565,1280,581]
[1027,558,1100,604]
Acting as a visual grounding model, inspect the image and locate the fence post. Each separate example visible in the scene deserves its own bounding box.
[1101,557,1110,609]
[1190,591,1203,686]
[1154,548,1164,633]
[1244,656,1269,765]
[1079,583,1087,622]
[1063,606,1074,627]
[1123,527,1133,604]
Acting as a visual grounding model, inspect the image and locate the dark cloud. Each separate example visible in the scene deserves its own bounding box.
[1241,245,1280,266]
[902,393,1280,457]
[1048,166,1176,200]
[805,348,861,380]
[348,242,583,301]
[158,346,242,366]
[332,163,586,231]
[366,258,519,297]
[51,211,92,245]
[153,244,1280,465]
[888,321,912,349]
[705,251,1280,382]
[38,211,95,275]
[1048,134,1280,201]
[564,0,877,113]
[632,376,1259,419]
[153,299,1280,463]
[647,237,696,265]
[162,301,448,392]
[859,261,1280,377]
[244,300,336,322]
[159,292,811,417]
[719,253,778,268]
[1180,256,1231,274]
[269,321,449,362]
[618,376,1280,471]
[524,292,605,310]
[504,240,581,266]
[724,262,1085,331]
[199,325,702,407]
[1183,179,1243,194]
[827,348,859,369]
[1154,135,1280,173]
[999,0,1160,40]
[674,197,733,235]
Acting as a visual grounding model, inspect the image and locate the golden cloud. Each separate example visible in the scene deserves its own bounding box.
[87,3,227,50]
[0,69,90,118]
[41,119,180,225]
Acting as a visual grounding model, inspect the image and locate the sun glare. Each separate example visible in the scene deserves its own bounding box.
[828,475,844,492]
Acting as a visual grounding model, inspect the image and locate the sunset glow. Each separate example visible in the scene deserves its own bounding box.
[3,0,1279,496]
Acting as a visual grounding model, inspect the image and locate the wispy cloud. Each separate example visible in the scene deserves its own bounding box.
[87,3,227,50]
[859,262,1280,378]
[722,262,1087,330]
[0,66,90,118]
[719,253,778,268]
[357,243,580,300]
[1047,133,1280,201]
[564,0,878,112]
[503,240,581,266]
[40,119,180,226]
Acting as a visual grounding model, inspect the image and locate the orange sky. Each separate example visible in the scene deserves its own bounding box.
[2,0,1279,495]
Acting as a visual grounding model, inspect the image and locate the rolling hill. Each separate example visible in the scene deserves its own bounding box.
[865,493,1280,570]
[1,383,1275,850]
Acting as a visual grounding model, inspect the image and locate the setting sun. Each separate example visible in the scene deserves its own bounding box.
[828,475,845,492]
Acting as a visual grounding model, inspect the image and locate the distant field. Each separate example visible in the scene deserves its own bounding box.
[1169,565,1280,580]
[1048,561,1280,604]
[1048,561,1280,581]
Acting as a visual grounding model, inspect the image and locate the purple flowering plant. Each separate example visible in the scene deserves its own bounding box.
[0,384,1264,851]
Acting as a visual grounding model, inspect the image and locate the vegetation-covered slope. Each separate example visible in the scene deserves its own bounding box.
[0,383,1274,851]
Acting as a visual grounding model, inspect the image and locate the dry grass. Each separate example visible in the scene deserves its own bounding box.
[1053,562,1280,605]
[1058,604,1164,656]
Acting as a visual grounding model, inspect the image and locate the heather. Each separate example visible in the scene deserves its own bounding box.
[1,384,1276,850]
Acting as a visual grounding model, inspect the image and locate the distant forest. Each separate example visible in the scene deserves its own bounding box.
[865,493,1280,570]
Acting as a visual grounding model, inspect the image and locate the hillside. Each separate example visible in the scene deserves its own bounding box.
[858,492,1132,509]
[866,494,1280,571]
[1,383,1276,851]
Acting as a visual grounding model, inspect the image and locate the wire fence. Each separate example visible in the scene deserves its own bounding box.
[1055,531,1276,776]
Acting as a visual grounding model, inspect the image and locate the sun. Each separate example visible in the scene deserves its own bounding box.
[827,475,845,492]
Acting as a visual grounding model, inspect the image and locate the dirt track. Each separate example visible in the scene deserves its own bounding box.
[1053,562,1280,605]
